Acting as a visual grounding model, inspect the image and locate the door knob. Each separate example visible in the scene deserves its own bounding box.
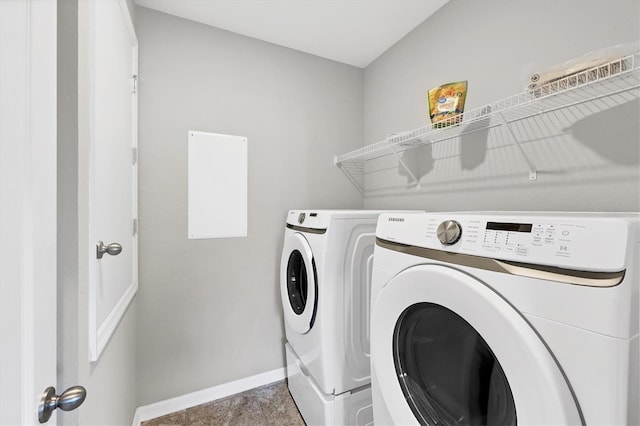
[38,385,87,423]
[96,241,122,259]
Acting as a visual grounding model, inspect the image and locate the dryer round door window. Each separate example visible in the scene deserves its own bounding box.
[394,303,515,425]
[280,232,317,334]
[286,250,308,315]
[370,265,583,426]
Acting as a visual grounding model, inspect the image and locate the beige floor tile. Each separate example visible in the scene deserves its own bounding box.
[253,382,305,426]
[141,410,187,426]
[142,380,305,426]
[186,392,266,426]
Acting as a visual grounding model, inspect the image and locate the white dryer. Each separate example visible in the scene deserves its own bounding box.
[281,210,384,426]
[370,212,639,426]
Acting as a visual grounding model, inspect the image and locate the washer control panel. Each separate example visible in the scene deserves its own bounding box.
[377,213,630,272]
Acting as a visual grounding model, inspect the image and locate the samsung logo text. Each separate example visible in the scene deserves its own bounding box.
[388,217,405,222]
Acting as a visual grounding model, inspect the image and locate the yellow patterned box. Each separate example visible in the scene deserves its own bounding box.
[427,81,468,128]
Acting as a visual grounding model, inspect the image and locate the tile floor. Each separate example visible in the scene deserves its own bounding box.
[141,380,305,426]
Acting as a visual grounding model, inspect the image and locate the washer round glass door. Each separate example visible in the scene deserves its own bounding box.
[370,264,582,426]
[280,232,317,334]
[394,303,516,425]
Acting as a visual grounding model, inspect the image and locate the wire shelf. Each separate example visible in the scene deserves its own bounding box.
[335,51,640,194]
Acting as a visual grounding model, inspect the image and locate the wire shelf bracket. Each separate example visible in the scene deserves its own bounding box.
[496,111,537,181]
[389,143,422,190]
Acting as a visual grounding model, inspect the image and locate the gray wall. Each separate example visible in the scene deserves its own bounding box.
[125,0,135,22]
[363,0,640,212]
[57,1,80,423]
[58,1,138,424]
[135,7,363,405]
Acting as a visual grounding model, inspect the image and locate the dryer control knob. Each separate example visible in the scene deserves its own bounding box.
[437,220,462,245]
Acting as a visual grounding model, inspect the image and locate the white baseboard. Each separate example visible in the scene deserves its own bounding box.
[132,367,286,425]
[131,410,142,426]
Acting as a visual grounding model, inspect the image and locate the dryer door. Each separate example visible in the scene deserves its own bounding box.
[280,232,317,334]
[371,265,583,426]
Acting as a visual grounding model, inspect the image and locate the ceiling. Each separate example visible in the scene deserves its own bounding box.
[134,0,449,68]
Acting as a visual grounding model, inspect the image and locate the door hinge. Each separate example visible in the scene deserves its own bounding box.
[133,218,138,236]
[132,147,137,165]
[132,74,138,93]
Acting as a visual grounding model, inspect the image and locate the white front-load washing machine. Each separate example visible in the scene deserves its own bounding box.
[370,212,639,426]
[281,210,385,426]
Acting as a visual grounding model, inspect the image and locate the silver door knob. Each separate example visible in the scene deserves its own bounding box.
[38,385,87,423]
[96,241,122,259]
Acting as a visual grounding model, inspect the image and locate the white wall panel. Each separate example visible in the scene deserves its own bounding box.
[188,131,247,239]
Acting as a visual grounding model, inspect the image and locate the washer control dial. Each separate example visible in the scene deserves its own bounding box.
[437,220,462,245]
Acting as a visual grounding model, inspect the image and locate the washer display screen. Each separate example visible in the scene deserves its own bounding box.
[486,222,532,233]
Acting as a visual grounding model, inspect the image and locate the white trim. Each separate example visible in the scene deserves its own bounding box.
[1,1,57,423]
[87,0,97,360]
[17,2,35,419]
[96,281,138,356]
[132,367,286,425]
[88,0,139,362]
[131,410,141,426]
